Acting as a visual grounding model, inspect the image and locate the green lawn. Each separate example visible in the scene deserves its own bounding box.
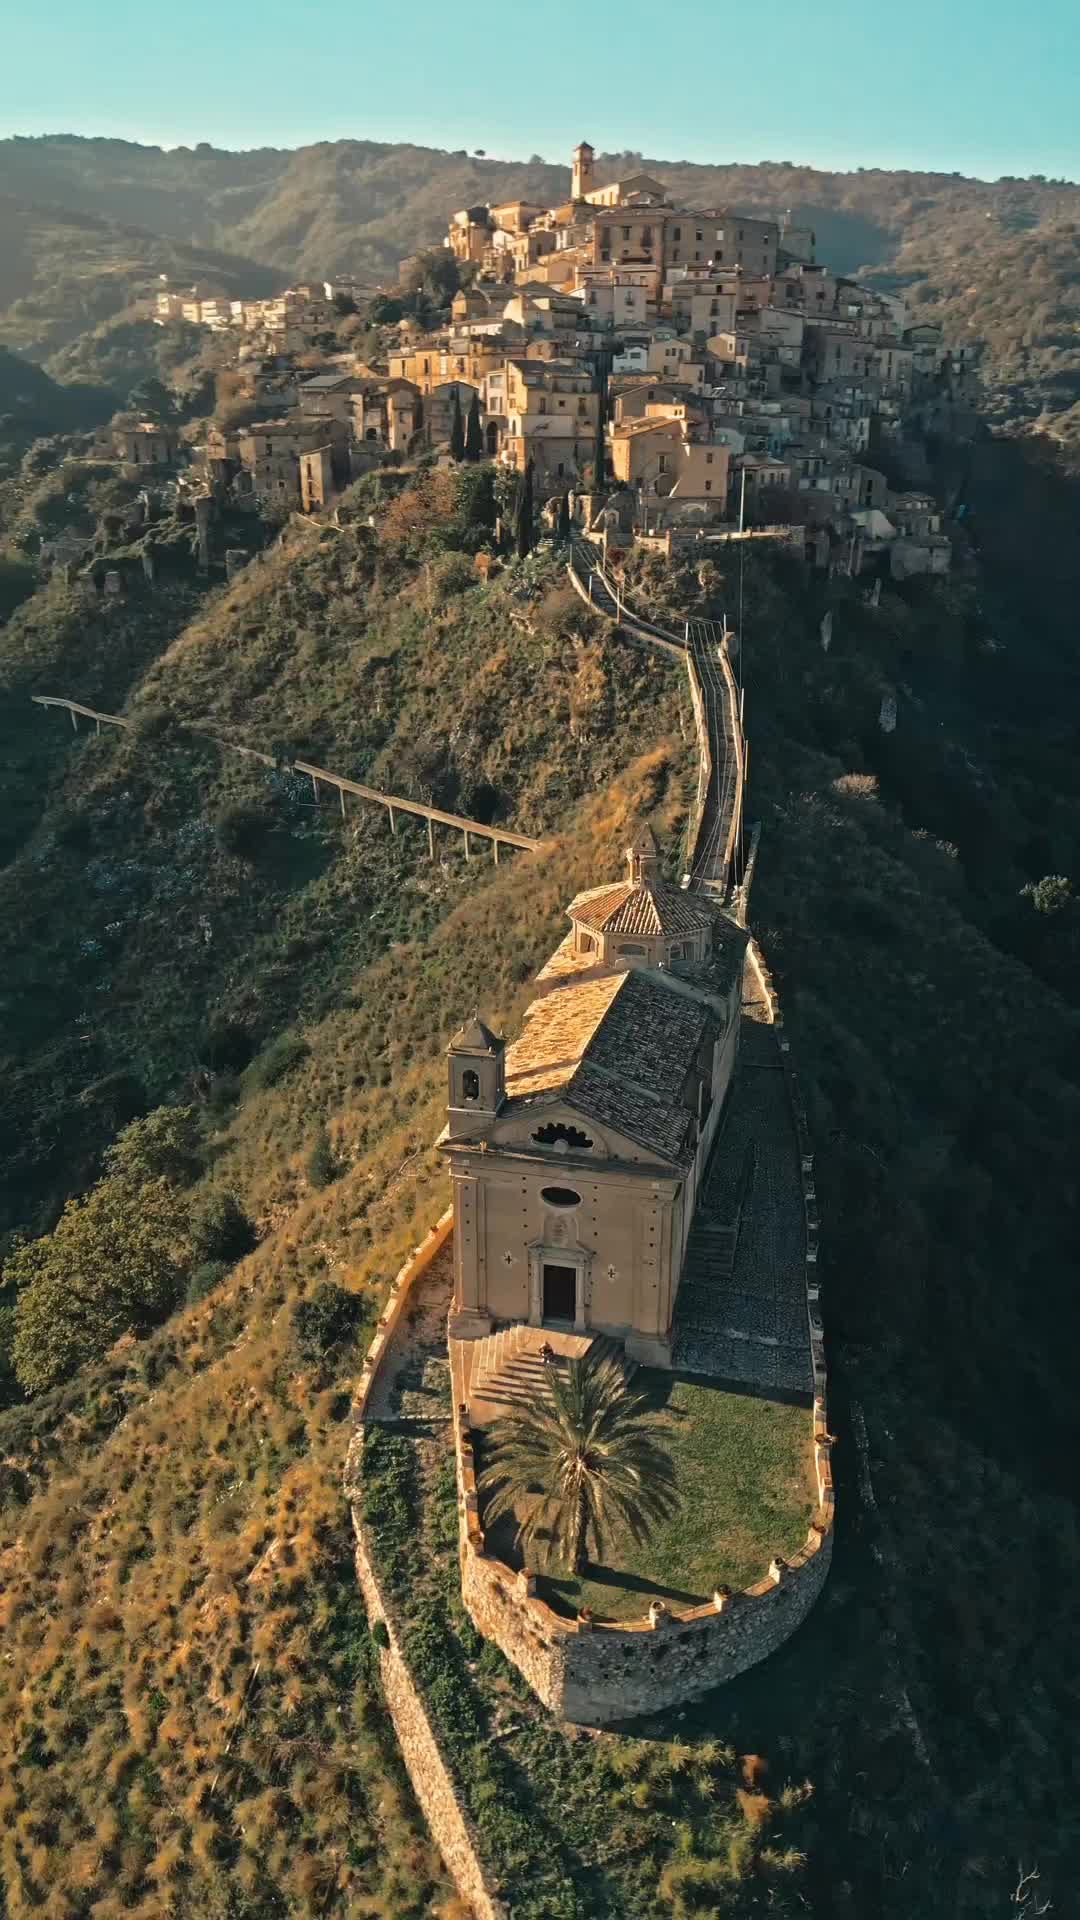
[480,1370,816,1622]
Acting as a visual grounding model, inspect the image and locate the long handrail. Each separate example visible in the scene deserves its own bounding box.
[567,540,744,892]
[30,696,542,855]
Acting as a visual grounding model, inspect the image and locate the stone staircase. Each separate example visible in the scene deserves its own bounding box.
[460,1324,624,1424]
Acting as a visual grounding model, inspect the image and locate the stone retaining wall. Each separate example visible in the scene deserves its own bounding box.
[344,1211,507,1920]
[455,1393,832,1725]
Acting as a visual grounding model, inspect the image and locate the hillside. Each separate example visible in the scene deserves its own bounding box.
[0,190,282,361]
[0,463,702,1916]
[4,134,1080,440]
[2,415,1080,1914]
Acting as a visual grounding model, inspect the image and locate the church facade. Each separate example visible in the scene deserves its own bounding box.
[440,830,746,1365]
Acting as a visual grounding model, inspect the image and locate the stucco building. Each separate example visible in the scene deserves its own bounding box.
[441,831,746,1365]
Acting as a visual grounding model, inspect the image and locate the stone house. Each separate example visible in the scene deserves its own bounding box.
[441,830,746,1364]
[352,379,423,452]
[299,445,335,512]
[646,338,706,383]
[237,415,348,503]
[610,417,731,514]
[297,372,371,422]
[113,423,179,469]
[425,379,481,449]
[890,533,952,579]
[573,270,650,329]
[500,359,599,486]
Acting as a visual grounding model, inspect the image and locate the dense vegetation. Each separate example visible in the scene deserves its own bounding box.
[0,188,281,361]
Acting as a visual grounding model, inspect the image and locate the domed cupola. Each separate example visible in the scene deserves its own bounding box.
[565,827,715,970]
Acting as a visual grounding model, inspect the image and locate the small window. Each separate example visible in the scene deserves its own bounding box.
[541,1185,581,1209]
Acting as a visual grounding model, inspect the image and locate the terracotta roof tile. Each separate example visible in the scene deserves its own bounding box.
[568,880,714,938]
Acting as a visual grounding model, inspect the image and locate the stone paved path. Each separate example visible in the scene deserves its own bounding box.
[672,1002,812,1397]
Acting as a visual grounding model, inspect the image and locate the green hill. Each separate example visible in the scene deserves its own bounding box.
[0,189,283,361]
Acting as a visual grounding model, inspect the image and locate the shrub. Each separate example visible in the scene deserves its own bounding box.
[191,1191,256,1266]
[186,1259,228,1305]
[307,1123,338,1190]
[215,800,272,859]
[200,1016,255,1073]
[131,704,174,743]
[371,1618,390,1649]
[293,1283,364,1364]
[207,1072,241,1114]
[250,1031,310,1088]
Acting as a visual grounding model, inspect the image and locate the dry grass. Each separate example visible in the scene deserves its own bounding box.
[0,753,690,1918]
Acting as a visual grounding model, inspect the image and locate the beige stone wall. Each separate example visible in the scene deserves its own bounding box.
[345,1210,509,1918]
[350,1508,506,1919]
[451,1155,680,1339]
[456,1401,833,1726]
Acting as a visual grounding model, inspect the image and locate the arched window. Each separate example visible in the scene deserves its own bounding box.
[461,1069,480,1102]
[617,942,647,956]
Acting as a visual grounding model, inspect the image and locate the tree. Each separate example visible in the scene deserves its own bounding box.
[10,1176,191,1394]
[557,492,571,541]
[104,1105,203,1187]
[127,375,174,421]
[515,459,535,560]
[455,463,496,534]
[449,388,466,461]
[478,1350,679,1572]
[399,248,460,306]
[465,390,483,461]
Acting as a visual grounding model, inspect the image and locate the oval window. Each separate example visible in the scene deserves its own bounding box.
[541,1186,581,1209]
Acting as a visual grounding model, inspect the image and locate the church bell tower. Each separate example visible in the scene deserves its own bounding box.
[447,1016,505,1140]
[572,140,595,202]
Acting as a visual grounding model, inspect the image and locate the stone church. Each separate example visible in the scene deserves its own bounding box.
[441,829,747,1365]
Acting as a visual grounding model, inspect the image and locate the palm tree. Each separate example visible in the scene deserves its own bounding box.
[478,1350,680,1573]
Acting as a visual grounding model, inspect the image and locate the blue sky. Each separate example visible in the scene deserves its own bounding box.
[2,0,1077,182]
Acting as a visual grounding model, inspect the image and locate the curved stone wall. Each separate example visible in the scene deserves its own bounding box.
[455,1361,832,1725]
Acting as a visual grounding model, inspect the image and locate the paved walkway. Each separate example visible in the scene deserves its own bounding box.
[672,991,812,1397]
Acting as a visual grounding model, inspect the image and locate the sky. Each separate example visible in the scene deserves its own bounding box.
[1,0,1078,183]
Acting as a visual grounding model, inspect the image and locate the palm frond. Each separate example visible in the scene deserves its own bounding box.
[476,1348,681,1572]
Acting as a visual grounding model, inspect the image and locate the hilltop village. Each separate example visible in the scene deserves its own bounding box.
[125,139,968,580]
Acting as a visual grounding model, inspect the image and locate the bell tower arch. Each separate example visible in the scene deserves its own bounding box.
[447,1016,505,1139]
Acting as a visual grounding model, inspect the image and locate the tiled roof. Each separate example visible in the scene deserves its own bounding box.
[568,879,713,938]
[503,948,717,1166]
